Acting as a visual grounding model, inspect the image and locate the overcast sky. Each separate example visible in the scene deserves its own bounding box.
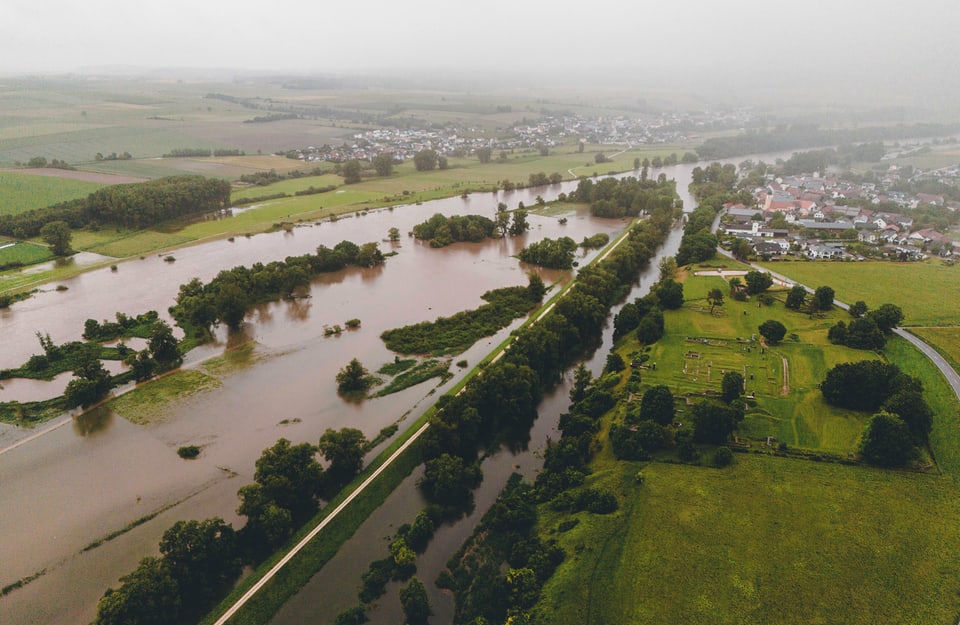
[1,0,956,88]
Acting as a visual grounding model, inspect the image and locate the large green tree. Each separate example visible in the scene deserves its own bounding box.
[638,385,675,426]
[372,153,394,176]
[859,411,914,467]
[93,557,180,625]
[336,358,373,394]
[744,270,773,295]
[413,149,438,171]
[785,285,807,310]
[758,319,787,344]
[158,518,240,616]
[40,220,72,256]
[342,159,362,184]
[318,427,368,487]
[399,577,432,625]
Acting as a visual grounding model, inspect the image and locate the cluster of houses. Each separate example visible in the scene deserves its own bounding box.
[290,108,755,164]
[720,169,960,260]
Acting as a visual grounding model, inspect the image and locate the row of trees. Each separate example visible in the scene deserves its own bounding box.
[821,360,932,466]
[828,303,903,350]
[93,429,371,624]
[171,239,384,332]
[0,175,232,238]
[569,175,678,219]
[380,277,546,355]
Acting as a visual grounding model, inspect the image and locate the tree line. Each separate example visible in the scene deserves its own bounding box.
[0,175,232,238]
[91,427,374,625]
[171,239,384,333]
[568,175,678,219]
[381,277,546,355]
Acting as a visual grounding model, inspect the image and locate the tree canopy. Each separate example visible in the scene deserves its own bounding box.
[758,319,787,344]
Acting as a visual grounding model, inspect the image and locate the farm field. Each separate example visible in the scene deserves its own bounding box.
[0,241,53,267]
[0,171,103,214]
[630,260,880,453]
[536,454,960,625]
[757,260,960,327]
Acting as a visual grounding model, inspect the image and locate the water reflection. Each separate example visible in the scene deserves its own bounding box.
[73,406,114,437]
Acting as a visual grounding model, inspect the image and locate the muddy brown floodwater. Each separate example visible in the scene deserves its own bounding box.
[0,177,641,625]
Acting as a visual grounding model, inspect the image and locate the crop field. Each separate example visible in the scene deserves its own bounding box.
[0,241,53,266]
[628,261,882,453]
[758,260,960,327]
[0,171,103,214]
[536,454,960,625]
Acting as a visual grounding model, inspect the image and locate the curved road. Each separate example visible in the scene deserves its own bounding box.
[713,236,960,402]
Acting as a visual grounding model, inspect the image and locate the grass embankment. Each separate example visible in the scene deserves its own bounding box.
[757,259,960,327]
[909,326,960,375]
[536,454,960,625]
[371,359,451,398]
[631,260,879,453]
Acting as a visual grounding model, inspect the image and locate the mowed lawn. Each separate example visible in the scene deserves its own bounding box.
[0,171,103,214]
[758,260,960,326]
[536,455,960,625]
[630,261,879,452]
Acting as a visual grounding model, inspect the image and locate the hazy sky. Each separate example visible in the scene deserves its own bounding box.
[1,0,956,82]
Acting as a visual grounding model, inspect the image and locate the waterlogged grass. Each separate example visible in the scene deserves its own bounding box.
[371,359,451,398]
[632,262,879,452]
[537,455,960,625]
[107,369,221,425]
[200,342,262,377]
[758,259,960,326]
[0,171,103,215]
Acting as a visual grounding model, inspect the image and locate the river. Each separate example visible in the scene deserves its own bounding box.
[0,168,700,625]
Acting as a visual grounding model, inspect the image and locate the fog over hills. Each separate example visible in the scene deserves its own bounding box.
[1,0,957,113]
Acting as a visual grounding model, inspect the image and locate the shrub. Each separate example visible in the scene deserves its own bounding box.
[177,445,201,459]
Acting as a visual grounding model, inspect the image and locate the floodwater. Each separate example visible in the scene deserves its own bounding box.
[0,177,644,625]
[269,213,686,625]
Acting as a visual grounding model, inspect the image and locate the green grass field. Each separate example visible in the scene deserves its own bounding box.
[909,326,960,376]
[0,171,103,214]
[630,260,880,453]
[758,260,960,327]
[536,455,960,625]
[0,241,53,266]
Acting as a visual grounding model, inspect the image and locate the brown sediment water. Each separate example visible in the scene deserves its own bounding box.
[0,177,639,625]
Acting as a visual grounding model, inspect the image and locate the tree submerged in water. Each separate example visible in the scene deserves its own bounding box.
[336,358,377,396]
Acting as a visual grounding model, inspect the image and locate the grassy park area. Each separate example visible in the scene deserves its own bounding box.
[627,260,881,453]
[535,258,960,625]
[757,259,960,327]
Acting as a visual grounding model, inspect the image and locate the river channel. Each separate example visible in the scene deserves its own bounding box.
[0,165,713,625]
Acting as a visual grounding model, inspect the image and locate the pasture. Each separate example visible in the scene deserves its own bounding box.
[757,259,960,326]
[0,171,103,214]
[0,241,53,267]
[630,261,880,453]
[536,455,960,625]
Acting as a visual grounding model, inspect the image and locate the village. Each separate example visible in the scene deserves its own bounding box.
[719,162,960,261]
[287,108,753,164]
